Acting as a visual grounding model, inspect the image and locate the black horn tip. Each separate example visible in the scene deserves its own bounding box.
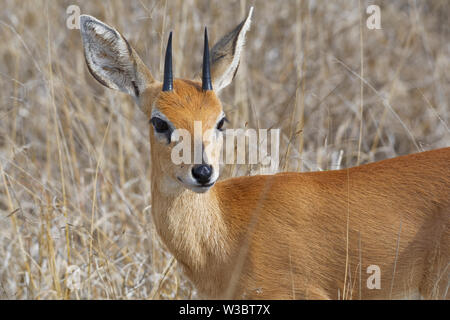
[162,31,173,92]
[202,27,213,91]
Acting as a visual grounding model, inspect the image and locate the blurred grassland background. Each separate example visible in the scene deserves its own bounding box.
[0,0,449,299]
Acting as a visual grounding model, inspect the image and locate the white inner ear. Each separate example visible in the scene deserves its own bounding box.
[215,7,253,92]
[80,15,138,97]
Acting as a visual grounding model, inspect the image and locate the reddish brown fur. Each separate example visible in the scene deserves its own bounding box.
[81,14,449,299]
[157,80,222,134]
[212,148,450,299]
[145,79,450,299]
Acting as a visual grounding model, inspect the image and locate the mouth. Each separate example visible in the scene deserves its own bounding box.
[199,181,215,187]
[177,177,216,193]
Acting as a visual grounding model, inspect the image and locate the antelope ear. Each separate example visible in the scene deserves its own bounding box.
[209,7,253,93]
[79,15,154,101]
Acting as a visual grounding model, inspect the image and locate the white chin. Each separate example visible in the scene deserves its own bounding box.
[190,186,211,193]
[177,176,216,193]
[188,183,215,194]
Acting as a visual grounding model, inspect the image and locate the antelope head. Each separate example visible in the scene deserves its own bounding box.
[80,9,253,194]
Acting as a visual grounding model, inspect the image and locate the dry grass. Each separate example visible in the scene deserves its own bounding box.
[0,0,449,299]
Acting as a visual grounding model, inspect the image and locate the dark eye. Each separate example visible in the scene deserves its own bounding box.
[151,117,169,133]
[217,117,227,131]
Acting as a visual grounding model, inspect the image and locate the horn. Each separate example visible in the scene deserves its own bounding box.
[162,32,173,91]
[202,27,213,91]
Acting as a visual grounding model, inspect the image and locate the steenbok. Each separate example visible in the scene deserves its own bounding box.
[79,8,449,299]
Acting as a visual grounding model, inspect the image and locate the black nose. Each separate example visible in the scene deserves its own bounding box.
[192,164,213,184]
